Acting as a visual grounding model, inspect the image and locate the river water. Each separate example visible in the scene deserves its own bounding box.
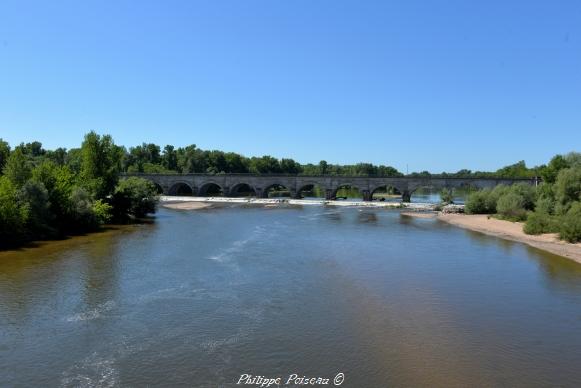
[1,205,581,387]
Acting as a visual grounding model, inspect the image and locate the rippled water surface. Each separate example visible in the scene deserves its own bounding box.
[1,205,581,387]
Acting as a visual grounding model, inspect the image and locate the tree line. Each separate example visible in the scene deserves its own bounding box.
[1,131,579,247]
[464,152,581,242]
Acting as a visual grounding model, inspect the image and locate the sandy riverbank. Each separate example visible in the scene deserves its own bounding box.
[438,214,581,264]
[162,201,214,210]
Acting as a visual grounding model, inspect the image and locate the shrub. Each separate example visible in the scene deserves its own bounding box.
[535,196,555,215]
[465,189,493,214]
[111,177,158,219]
[67,187,100,231]
[509,183,536,210]
[524,211,559,235]
[92,199,113,225]
[440,188,454,204]
[554,167,581,211]
[560,202,581,243]
[496,192,527,221]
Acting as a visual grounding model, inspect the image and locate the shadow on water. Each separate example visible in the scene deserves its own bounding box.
[456,226,581,293]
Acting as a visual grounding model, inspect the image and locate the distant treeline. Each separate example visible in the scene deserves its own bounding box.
[0,135,564,179]
[1,132,580,248]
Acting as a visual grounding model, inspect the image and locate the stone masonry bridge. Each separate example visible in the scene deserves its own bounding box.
[124,173,539,202]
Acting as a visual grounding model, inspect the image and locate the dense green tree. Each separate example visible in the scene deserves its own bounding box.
[111,177,158,219]
[162,145,178,171]
[80,131,122,198]
[554,167,581,213]
[0,176,29,247]
[541,155,569,183]
[3,148,32,187]
[564,152,581,168]
[19,180,54,237]
[0,139,10,173]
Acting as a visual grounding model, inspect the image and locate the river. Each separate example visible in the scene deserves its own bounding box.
[1,205,581,387]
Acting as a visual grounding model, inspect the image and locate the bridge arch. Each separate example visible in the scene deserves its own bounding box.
[263,183,292,198]
[370,184,402,202]
[230,182,257,197]
[297,183,327,199]
[199,182,224,196]
[331,183,364,201]
[168,181,194,196]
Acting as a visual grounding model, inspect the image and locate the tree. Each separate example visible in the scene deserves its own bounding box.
[554,167,581,212]
[0,176,29,247]
[0,138,10,173]
[19,180,54,237]
[541,155,569,183]
[111,177,158,219]
[80,131,122,198]
[162,145,178,171]
[318,160,328,175]
[2,148,31,187]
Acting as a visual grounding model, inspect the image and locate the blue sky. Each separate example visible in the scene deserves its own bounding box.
[0,1,580,172]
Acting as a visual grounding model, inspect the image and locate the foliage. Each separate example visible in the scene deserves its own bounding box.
[541,155,569,184]
[496,192,527,221]
[93,199,113,224]
[554,167,581,213]
[440,188,454,204]
[465,189,493,214]
[3,148,32,187]
[19,180,54,237]
[111,177,158,219]
[0,176,29,247]
[524,211,559,235]
[80,131,122,198]
[0,138,10,173]
[559,202,581,243]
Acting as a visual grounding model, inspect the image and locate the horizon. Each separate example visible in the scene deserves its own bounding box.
[1,1,580,172]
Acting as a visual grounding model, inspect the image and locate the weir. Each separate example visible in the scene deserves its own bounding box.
[123,173,539,202]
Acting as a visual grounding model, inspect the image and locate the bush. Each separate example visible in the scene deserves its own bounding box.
[111,177,158,219]
[465,189,493,214]
[0,176,29,247]
[67,187,100,231]
[496,192,527,221]
[93,199,113,224]
[509,183,536,210]
[440,188,454,204]
[524,211,559,235]
[554,167,581,211]
[560,202,581,243]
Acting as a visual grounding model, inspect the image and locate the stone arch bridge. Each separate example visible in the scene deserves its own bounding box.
[123,173,539,202]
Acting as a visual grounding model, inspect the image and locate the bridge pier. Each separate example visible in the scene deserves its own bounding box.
[362,190,372,202]
[325,189,334,200]
[402,190,411,203]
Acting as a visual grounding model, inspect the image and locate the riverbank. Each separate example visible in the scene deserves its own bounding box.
[438,214,581,265]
